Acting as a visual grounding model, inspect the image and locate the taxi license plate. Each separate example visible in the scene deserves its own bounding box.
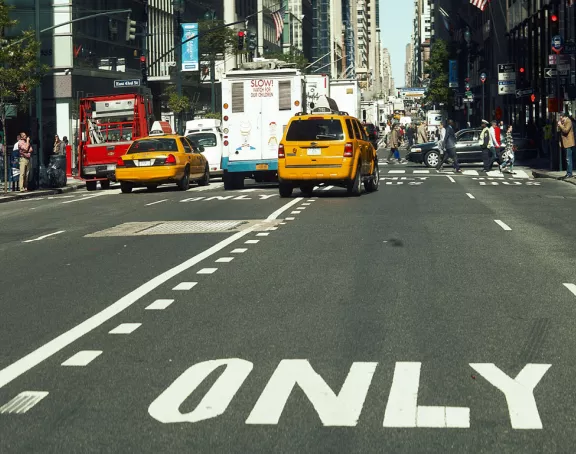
[256,164,268,170]
[138,160,152,167]
[307,148,321,155]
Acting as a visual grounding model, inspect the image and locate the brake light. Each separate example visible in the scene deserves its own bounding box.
[165,154,176,165]
[278,143,285,158]
[344,142,353,157]
[116,157,125,166]
[223,115,229,121]
[223,140,229,146]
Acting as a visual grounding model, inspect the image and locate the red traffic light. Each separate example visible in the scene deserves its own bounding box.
[531,94,536,103]
[519,67,525,73]
[551,14,558,22]
[238,31,245,37]
[139,56,146,62]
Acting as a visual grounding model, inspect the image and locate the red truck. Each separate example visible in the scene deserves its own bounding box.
[77,92,154,190]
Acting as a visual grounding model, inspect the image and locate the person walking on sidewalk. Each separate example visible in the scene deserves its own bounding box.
[437,119,461,172]
[417,121,428,144]
[18,132,33,191]
[387,123,401,164]
[489,120,502,171]
[558,112,575,179]
[501,125,516,174]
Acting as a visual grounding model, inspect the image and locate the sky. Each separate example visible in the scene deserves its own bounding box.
[379,0,415,88]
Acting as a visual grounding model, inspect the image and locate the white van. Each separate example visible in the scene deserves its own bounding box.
[185,119,223,177]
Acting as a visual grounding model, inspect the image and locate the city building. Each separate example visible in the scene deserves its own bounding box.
[284,0,313,61]
[310,0,343,78]
[412,0,432,86]
[381,47,393,98]
[405,42,414,87]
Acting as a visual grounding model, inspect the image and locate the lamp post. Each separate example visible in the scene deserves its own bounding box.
[173,0,184,134]
[204,10,216,114]
[464,27,471,125]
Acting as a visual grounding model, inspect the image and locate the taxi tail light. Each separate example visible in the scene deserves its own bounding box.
[344,142,353,157]
[116,157,125,167]
[278,143,285,158]
[165,154,177,165]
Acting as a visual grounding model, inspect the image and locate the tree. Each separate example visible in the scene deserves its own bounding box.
[198,19,238,61]
[265,47,310,72]
[422,39,452,108]
[0,1,46,191]
[166,86,190,115]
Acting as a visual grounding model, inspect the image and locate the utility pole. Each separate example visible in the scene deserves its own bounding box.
[464,27,471,125]
[174,1,183,134]
[35,0,42,187]
[204,10,217,114]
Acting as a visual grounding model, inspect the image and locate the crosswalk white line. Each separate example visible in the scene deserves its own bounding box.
[462,170,479,176]
[413,170,430,174]
[511,169,530,179]
[0,391,49,414]
[388,170,406,174]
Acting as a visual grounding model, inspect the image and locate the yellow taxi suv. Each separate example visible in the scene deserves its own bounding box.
[277,97,379,197]
[115,121,210,193]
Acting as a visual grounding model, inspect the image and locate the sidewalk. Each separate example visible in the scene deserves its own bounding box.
[532,168,576,186]
[0,178,86,204]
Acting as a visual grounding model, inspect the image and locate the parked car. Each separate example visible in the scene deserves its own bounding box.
[406,128,538,167]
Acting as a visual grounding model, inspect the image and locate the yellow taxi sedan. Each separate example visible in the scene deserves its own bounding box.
[115,128,210,194]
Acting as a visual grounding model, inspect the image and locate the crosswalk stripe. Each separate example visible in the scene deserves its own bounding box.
[462,170,479,176]
[413,170,430,174]
[388,170,406,174]
[512,169,530,179]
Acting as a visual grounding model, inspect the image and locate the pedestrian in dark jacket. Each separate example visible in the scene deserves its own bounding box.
[436,119,461,172]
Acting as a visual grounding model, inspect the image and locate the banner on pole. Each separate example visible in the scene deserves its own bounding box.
[449,60,458,88]
[181,23,199,72]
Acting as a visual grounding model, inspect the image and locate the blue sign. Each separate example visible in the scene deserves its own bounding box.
[552,34,564,54]
[448,60,458,88]
[181,23,199,72]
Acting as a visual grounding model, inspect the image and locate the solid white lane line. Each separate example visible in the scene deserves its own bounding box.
[62,193,107,204]
[563,283,576,296]
[466,193,475,199]
[172,282,197,291]
[256,232,270,236]
[23,231,65,243]
[231,248,247,253]
[197,268,217,274]
[61,350,102,367]
[446,176,456,183]
[0,391,49,414]
[109,323,141,334]
[494,220,512,231]
[322,185,334,191]
[146,299,174,310]
[216,257,234,263]
[145,199,168,206]
[0,197,302,389]
[245,240,259,244]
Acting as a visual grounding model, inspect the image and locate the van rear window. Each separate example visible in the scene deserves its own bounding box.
[286,119,344,141]
[187,133,217,147]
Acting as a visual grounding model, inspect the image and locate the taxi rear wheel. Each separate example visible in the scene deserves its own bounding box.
[300,184,314,196]
[146,185,158,191]
[198,164,210,186]
[347,165,362,197]
[120,182,133,194]
[364,159,380,192]
[177,167,190,191]
[279,182,293,198]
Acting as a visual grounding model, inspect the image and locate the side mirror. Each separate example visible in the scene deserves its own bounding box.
[199,145,205,152]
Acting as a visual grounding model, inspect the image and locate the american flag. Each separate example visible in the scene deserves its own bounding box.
[470,0,490,11]
[271,6,286,42]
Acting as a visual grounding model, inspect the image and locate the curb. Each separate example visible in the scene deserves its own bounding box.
[0,183,86,204]
[532,170,576,186]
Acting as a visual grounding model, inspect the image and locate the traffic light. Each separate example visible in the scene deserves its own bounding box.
[550,7,559,35]
[140,56,147,85]
[518,66,526,87]
[248,32,257,51]
[237,31,245,50]
[530,94,536,103]
[126,15,136,42]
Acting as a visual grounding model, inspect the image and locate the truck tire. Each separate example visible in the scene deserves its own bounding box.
[223,171,234,190]
[120,182,133,193]
[100,179,111,190]
[86,180,97,191]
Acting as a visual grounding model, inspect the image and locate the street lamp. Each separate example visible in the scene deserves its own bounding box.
[464,27,471,125]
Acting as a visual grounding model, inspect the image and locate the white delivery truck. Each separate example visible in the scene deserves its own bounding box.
[329,79,360,119]
[360,101,379,124]
[221,60,304,189]
[303,74,330,113]
[184,119,223,177]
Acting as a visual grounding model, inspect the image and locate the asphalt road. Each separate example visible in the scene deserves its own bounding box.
[1,160,576,453]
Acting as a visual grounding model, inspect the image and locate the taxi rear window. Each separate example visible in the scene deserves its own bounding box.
[286,119,345,141]
[127,138,178,153]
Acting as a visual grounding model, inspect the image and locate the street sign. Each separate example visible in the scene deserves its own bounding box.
[544,67,568,78]
[498,63,516,95]
[114,79,141,88]
[552,35,564,54]
[549,54,570,65]
[516,88,534,98]
[498,80,516,94]
[480,72,487,83]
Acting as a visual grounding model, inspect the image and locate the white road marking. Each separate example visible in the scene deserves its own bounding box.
[48,195,75,199]
[462,170,479,176]
[61,350,102,367]
[563,283,576,297]
[290,211,301,214]
[239,189,257,192]
[470,363,551,429]
[266,227,278,230]
[145,199,168,206]
[446,176,456,183]
[302,203,311,206]
[62,193,107,204]
[511,169,530,179]
[466,193,475,199]
[172,282,197,291]
[246,360,377,426]
[323,185,334,191]
[0,198,301,389]
[109,323,142,334]
[146,299,175,310]
[245,240,259,244]
[494,220,512,231]
[388,170,406,174]
[197,268,217,274]
[216,257,234,263]
[486,170,503,177]
[285,217,295,221]
[256,232,270,236]
[383,362,469,428]
[307,199,316,202]
[0,391,49,414]
[295,207,306,210]
[413,170,430,174]
[231,248,247,253]
[279,222,286,225]
[23,231,65,243]
[149,359,253,423]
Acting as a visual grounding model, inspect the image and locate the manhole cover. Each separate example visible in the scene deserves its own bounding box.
[86,220,279,237]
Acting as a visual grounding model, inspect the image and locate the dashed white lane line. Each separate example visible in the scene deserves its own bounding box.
[285,217,295,221]
[494,220,512,231]
[466,193,475,199]
[290,211,301,214]
[414,170,430,174]
[62,193,107,204]
[302,203,311,206]
[389,170,406,174]
[307,199,316,202]
[197,268,218,274]
[61,350,102,367]
[256,233,270,237]
[216,257,234,263]
[322,185,334,191]
[245,240,259,244]
[109,323,141,334]
[0,391,49,414]
[22,230,65,243]
[231,248,248,253]
[146,299,175,310]
[446,176,456,183]
[267,227,278,230]
[0,197,303,390]
[563,283,576,296]
[145,199,168,206]
[172,282,197,291]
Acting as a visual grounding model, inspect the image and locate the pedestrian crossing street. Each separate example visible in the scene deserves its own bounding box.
[379,169,532,179]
